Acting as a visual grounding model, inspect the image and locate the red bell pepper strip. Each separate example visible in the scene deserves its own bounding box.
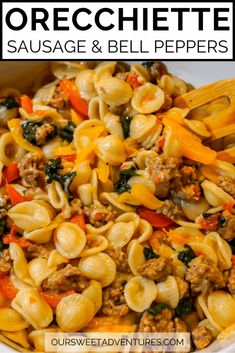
[40,290,75,308]
[0,274,18,300]
[3,162,20,183]
[70,213,86,232]
[138,207,173,228]
[3,225,32,248]
[21,95,33,114]
[60,80,88,118]
[6,184,31,205]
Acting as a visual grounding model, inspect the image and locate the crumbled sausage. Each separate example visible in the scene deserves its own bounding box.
[35,123,55,146]
[62,198,83,219]
[228,265,235,295]
[174,317,188,332]
[41,264,89,293]
[84,201,116,227]
[0,249,12,274]
[155,200,184,220]
[217,176,235,198]
[185,255,226,295]
[102,281,129,317]
[218,211,235,241]
[139,308,174,332]
[24,244,49,260]
[175,276,189,299]
[105,247,131,273]
[49,85,70,110]
[146,155,180,184]
[18,153,45,188]
[137,257,172,281]
[171,183,201,201]
[192,326,213,350]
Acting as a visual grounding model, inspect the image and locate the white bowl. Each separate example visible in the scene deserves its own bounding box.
[0,61,235,353]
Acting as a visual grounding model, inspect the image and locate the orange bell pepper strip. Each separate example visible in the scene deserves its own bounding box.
[163,118,217,165]
[59,154,76,162]
[3,162,19,183]
[138,207,173,228]
[20,95,33,114]
[3,225,32,248]
[224,201,234,212]
[127,73,143,89]
[40,290,75,309]
[60,80,88,118]
[0,274,18,300]
[6,184,32,205]
[70,213,86,231]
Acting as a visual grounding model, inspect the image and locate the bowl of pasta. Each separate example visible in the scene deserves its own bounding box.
[0,60,235,353]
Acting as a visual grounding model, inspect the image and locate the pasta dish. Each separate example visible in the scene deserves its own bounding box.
[0,61,235,352]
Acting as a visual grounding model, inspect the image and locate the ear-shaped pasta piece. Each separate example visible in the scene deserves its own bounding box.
[55,222,86,259]
[207,291,235,329]
[78,184,94,206]
[0,308,29,331]
[47,249,68,267]
[81,280,102,314]
[103,112,124,139]
[100,192,135,212]
[201,180,235,207]
[124,275,158,312]
[201,159,235,184]
[95,62,116,81]
[131,83,164,114]
[130,114,157,140]
[86,221,113,235]
[28,327,59,352]
[158,74,175,96]
[9,243,34,286]
[0,329,30,349]
[79,253,116,287]
[0,132,20,165]
[75,69,97,100]
[28,258,56,287]
[184,119,211,138]
[23,223,57,244]
[88,96,109,121]
[74,119,106,150]
[56,293,95,331]
[8,201,51,231]
[188,242,218,264]
[80,234,108,257]
[204,232,232,270]
[127,240,145,275]
[135,219,153,243]
[11,289,53,330]
[96,77,132,106]
[47,181,69,210]
[106,221,135,248]
[115,212,140,231]
[156,276,180,309]
[33,78,58,106]
[95,135,126,165]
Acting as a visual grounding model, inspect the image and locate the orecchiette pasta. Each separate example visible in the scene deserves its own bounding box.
[56,293,95,331]
[78,253,116,287]
[1,61,235,353]
[55,222,86,259]
[124,275,158,312]
[11,289,53,330]
[7,201,52,231]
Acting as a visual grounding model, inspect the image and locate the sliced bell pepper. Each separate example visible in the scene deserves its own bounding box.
[138,207,173,228]
[3,225,32,248]
[3,162,19,183]
[70,213,86,231]
[60,80,88,118]
[6,184,32,205]
[20,95,33,114]
[130,183,163,210]
[98,159,109,183]
[163,118,217,165]
[40,290,75,309]
[0,274,18,299]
